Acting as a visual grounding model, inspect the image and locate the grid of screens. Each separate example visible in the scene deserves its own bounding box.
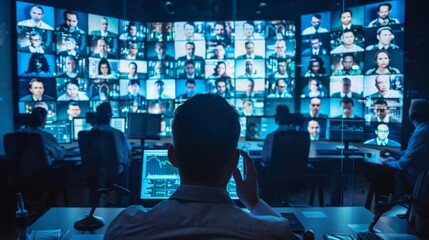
[140,149,244,200]
[300,0,404,147]
[15,1,297,140]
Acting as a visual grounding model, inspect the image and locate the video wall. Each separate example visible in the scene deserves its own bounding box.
[15,1,296,140]
[299,0,405,147]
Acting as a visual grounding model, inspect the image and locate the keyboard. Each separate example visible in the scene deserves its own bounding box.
[357,232,384,240]
[316,149,365,156]
[64,147,80,157]
[248,150,261,156]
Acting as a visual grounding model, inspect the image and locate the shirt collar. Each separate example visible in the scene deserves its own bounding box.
[170,185,234,204]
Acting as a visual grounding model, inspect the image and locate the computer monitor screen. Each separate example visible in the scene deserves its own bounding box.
[72,118,91,141]
[326,118,365,142]
[127,113,162,140]
[245,116,277,141]
[72,117,126,141]
[140,149,244,200]
[44,121,72,144]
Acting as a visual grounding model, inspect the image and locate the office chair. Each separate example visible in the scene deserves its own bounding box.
[263,130,324,206]
[78,129,125,207]
[4,132,69,218]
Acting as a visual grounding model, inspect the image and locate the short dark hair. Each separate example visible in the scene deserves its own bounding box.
[275,105,290,124]
[172,93,240,183]
[340,9,353,18]
[374,99,388,107]
[30,107,47,127]
[409,99,429,122]
[68,101,80,109]
[96,102,112,124]
[215,77,227,86]
[341,97,354,106]
[63,10,78,21]
[184,22,195,29]
[128,79,140,86]
[378,3,392,11]
[342,53,355,61]
[185,79,196,86]
[184,60,195,66]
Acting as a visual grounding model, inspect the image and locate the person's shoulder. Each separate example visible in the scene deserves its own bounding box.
[194,55,204,60]
[388,140,401,147]
[164,55,175,61]
[177,55,187,60]
[331,92,341,98]
[364,138,376,144]
[236,54,246,59]
[19,94,32,101]
[90,30,101,36]
[301,48,312,55]
[19,46,31,52]
[42,95,55,101]
[351,92,362,98]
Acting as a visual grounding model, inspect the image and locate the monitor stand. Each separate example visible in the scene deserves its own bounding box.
[336,141,359,151]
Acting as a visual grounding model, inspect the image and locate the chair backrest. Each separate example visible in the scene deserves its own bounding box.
[269,130,311,181]
[78,129,119,189]
[409,169,429,236]
[3,132,49,185]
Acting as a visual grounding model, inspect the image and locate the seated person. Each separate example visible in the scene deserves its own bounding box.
[304,97,327,118]
[381,99,429,197]
[18,107,64,164]
[92,102,131,173]
[105,94,298,239]
[261,105,291,167]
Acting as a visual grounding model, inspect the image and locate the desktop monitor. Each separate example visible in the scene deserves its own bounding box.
[139,149,244,200]
[326,118,365,149]
[44,121,72,144]
[245,116,277,141]
[72,117,126,141]
[127,113,162,140]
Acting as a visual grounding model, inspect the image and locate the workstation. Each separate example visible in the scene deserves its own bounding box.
[1,0,429,239]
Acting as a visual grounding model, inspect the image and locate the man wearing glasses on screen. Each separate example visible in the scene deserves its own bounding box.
[370,99,400,123]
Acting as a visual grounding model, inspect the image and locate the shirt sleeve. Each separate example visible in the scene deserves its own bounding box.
[261,133,273,166]
[387,130,425,170]
[43,132,65,163]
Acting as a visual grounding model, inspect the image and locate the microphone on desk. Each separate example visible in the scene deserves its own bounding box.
[74,184,131,231]
[367,195,411,232]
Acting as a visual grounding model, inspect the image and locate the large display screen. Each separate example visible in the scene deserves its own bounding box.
[15,1,297,139]
[300,0,405,147]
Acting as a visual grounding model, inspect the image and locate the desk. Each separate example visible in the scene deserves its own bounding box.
[29,207,124,239]
[29,207,420,240]
[241,141,382,206]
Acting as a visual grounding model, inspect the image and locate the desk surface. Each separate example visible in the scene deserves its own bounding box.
[29,206,419,240]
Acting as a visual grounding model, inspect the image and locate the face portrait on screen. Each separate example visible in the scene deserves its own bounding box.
[184,22,195,39]
[307,120,320,140]
[309,98,322,116]
[67,102,81,120]
[340,98,355,118]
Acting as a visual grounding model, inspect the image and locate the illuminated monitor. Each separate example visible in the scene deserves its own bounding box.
[326,118,365,149]
[140,149,244,200]
[15,1,297,145]
[300,0,405,146]
[72,117,126,141]
[44,121,72,144]
[245,116,277,141]
[127,113,162,140]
